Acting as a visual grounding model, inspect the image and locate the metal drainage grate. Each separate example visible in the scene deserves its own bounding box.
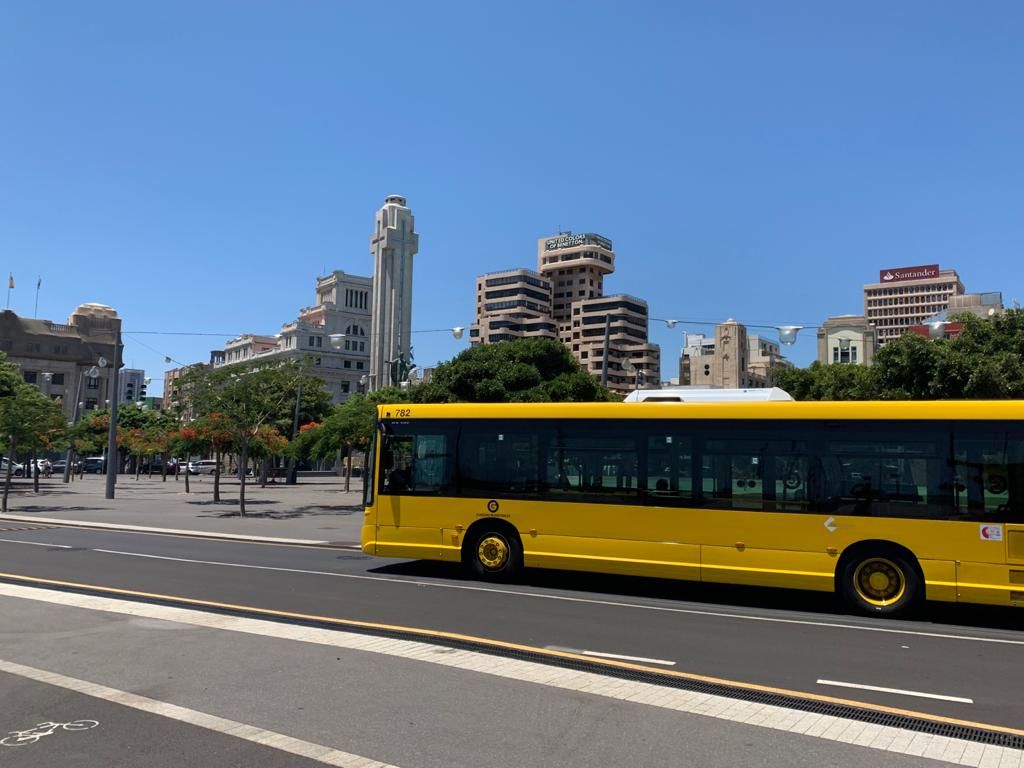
[7,576,1021,751]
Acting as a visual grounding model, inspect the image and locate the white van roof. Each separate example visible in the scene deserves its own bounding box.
[622,387,794,403]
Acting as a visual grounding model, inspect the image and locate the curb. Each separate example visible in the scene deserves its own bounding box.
[0,513,360,550]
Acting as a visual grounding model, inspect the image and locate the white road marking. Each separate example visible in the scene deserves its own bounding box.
[816,679,974,704]
[546,645,676,665]
[0,538,72,549]
[74,546,1024,648]
[0,657,399,766]
[0,583,1014,768]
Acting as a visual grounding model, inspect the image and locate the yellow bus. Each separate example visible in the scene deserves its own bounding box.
[360,401,1024,616]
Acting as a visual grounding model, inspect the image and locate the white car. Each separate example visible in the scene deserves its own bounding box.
[188,460,221,476]
[1,458,25,477]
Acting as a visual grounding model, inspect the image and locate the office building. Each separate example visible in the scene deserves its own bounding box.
[118,368,147,404]
[471,231,661,395]
[470,269,556,343]
[864,264,964,345]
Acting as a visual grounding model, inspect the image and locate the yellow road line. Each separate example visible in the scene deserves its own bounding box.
[1,569,1021,739]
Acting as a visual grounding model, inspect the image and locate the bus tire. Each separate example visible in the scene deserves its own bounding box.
[466,525,522,582]
[838,545,921,617]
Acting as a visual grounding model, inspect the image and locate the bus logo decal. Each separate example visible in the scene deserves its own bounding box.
[487,500,500,513]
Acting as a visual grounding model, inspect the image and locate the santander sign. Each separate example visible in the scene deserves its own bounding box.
[879,264,940,283]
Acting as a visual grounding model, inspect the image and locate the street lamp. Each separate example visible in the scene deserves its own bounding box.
[63,363,103,483]
[778,325,802,346]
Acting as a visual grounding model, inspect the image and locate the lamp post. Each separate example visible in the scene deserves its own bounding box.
[64,363,102,483]
[601,315,611,388]
[104,327,122,500]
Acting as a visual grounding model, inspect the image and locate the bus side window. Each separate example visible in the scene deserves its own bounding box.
[645,434,693,502]
[381,435,414,494]
[380,429,454,496]
[953,427,1024,522]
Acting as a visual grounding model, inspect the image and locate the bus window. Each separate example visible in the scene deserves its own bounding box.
[545,427,639,502]
[820,425,954,519]
[458,424,541,495]
[700,433,813,512]
[953,426,1024,522]
[379,423,454,496]
[645,434,694,503]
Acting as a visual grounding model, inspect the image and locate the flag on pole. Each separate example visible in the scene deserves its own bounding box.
[37,277,41,290]
[7,275,12,289]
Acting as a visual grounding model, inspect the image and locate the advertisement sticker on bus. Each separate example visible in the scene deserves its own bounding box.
[980,524,1004,542]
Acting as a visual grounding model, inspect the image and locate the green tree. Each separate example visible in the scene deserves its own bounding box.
[193,362,323,515]
[1,378,64,511]
[773,362,878,401]
[931,311,1024,398]
[170,425,210,493]
[413,338,615,403]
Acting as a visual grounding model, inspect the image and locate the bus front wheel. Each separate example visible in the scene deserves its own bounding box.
[839,547,921,617]
[466,527,522,582]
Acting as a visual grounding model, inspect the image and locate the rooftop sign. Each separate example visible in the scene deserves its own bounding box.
[544,233,613,251]
[878,264,940,283]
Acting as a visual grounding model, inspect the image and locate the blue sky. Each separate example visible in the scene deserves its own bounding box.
[2,2,1022,394]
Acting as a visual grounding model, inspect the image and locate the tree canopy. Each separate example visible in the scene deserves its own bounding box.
[774,309,1024,400]
[413,338,616,404]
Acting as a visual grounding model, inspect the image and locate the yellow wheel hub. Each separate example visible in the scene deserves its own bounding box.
[853,558,906,606]
[478,535,509,570]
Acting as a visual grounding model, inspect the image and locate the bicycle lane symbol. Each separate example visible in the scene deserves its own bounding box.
[1,720,99,747]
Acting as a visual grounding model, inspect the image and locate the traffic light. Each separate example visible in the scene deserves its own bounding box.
[125,382,135,401]
[139,380,147,399]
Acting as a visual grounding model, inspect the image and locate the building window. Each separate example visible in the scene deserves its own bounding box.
[308,336,315,347]
[851,347,858,363]
[316,336,323,348]
[86,377,99,390]
[315,357,322,366]
[344,360,351,369]
[51,373,65,385]
[356,361,364,370]
[341,381,350,393]
[23,371,37,384]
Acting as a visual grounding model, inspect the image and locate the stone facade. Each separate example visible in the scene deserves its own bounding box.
[211,270,373,403]
[679,321,791,387]
[816,315,876,366]
[0,303,122,420]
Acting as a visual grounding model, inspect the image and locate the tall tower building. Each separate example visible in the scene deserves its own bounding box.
[369,195,419,390]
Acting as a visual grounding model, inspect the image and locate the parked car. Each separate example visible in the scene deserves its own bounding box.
[1,458,25,477]
[31,459,53,475]
[188,460,221,476]
[51,459,81,474]
[82,456,106,474]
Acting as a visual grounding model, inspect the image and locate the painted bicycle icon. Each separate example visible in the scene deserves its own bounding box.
[1,720,99,747]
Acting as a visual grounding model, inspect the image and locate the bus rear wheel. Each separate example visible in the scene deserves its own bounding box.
[839,548,921,617]
[467,527,522,582]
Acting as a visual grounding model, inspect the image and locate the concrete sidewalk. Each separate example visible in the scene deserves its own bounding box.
[0,474,365,546]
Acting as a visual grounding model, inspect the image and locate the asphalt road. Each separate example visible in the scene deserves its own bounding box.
[0,672,330,768]
[1,591,951,768]
[0,524,1021,732]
